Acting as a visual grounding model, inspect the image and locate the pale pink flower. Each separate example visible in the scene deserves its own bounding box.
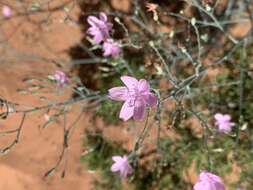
[87,12,113,44]
[53,70,69,86]
[111,155,133,178]
[146,3,158,13]
[194,171,225,190]
[108,76,157,121]
[202,0,214,4]
[2,5,11,18]
[102,39,121,57]
[214,113,235,134]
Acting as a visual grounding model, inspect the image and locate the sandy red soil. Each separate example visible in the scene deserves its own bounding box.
[0,1,95,189]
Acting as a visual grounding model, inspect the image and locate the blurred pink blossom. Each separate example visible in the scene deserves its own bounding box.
[53,70,69,86]
[214,113,235,133]
[194,171,225,190]
[108,76,157,121]
[111,155,133,178]
[87,12,113,44]
[2,5,11,18]
[146,2,158,13]
[102,39,121,57]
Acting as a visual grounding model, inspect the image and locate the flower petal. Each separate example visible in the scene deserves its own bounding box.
[119,100,134,121]
[138,79,150,92]
[197,171,225,190]
[108,87,128,101]
[218,125,231,133]
[99,12,107,22]
[94,34,104,44]
[214,113,223,121]
[119,159,133,178]
[106,22,113,31]
[120,76,138,89]
[133,99,145,120]
[111,163,121,172]
[215,182,225,190]
[87,16,100,26]
[222,114,231,121]
[193,181,206,190]
[120,168,129,178]
[102,39,121,57]
[230,122,235,127]
[203,171,223,183]
[144,92,157,107]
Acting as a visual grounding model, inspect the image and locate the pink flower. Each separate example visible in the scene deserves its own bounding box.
[111,155,133,178]
[87,12,113,44]
[102,39,121,57]
[2,5,11,18]
[108,76,157,121]
[146,3,158,13]
[53,70,69,86]
[214,113,235,134]
[194,171,225,190]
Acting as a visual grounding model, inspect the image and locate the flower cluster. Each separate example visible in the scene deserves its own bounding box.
[85,14,157,179]
[87,12,121,58]
[85,13,233,187]
[109,76,157,178]
[108,77,234,185]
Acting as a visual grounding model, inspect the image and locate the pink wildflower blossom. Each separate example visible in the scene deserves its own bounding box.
[87,12,113,44]
[102,39,121,57]
[194,171,225,190]
[108,76,157,121]
[146,3,158,13]
[214,113,235,134]
[2,5,11,18]
[111,155,133,178]
[53,70,69,86]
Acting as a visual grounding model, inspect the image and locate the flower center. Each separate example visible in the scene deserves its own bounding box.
[127,88,143,107]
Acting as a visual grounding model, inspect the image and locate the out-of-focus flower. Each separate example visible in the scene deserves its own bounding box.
[53,70,69,86]
[2,5,11,18]
[202,0,214,4]
[146,3,158,13]
[145,3,159,21]
[194,171,225,190]
[87,12,113,44]
[111,155,133,178]
[102,39,121,57]
[214,113,235,133]
[108,76,157,121]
